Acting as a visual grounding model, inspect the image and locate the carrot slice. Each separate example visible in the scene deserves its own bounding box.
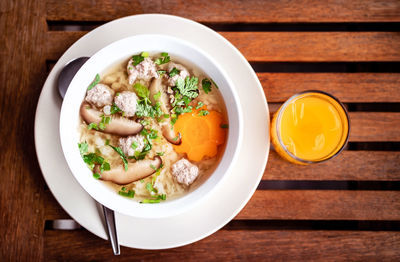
[174,106,226,162]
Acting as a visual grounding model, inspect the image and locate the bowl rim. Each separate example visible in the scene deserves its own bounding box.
[59,33,243,218]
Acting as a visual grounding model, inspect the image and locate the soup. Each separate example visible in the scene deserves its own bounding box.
[77,52,228,202]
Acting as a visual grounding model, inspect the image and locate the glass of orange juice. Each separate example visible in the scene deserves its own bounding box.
[271,90,350,165]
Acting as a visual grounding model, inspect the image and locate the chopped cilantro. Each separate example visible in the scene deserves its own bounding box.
[201,78,212,94]
[141,51,149,57]
[153,91,161,100]
[198,109,209,116]
[110,103,122,114]
[87,123,98,130]
[196,101,204,109]
[87,74,100,90]
[169,67,180,77]
[131,54,144,66]
[78,142,88,156]
[93,173,101,179]
[105,139,110,146]
[156,152,165,156]
[131,141,138,150]
[109,145,128,171]
[157,70,166,76]
[176,77,199,99]
[134,83,150,99]
[146,182,158,194]
[154,52,170,65]
[140,179,145,183]
[81,152,110,173]
[150,164,157,170]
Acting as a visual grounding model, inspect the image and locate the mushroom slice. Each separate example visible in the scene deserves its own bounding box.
[95,156,162,185]
[80,102,143,136]
[149,78,182,145]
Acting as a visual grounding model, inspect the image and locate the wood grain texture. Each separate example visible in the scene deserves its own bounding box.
[44,31,400,62]
[349,112,400,141]
[220,32,400,62]
[44,229,400,261]
[237,190,400,220]
[46,0,400,22]
[44,189,400,221]
[260,73,400,103]
[0,0,46,260]
[265,151,400,181]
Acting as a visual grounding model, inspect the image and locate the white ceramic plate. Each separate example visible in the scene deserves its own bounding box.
[35,14,269,249]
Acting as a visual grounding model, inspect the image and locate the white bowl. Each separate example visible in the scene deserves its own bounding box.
[60,34,243,218]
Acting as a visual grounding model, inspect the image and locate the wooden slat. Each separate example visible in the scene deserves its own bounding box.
[46,0,400,23]
[260,73,400,103]
[0,0,46,261]
[44,229,400,261]
[265,151,400,181]
[237,190,400,220]
[220,32,400,62]
[349,112,400,141]
[44,189,400,221]
[44,31,400,62]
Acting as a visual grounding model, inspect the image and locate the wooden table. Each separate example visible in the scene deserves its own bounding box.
[1,0,400,260]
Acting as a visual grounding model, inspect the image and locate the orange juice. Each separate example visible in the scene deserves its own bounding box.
[271,91,349,164]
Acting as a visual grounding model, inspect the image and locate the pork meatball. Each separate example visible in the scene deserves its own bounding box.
[166,62,190,86]
[119,135,146,157]
[85,84,114,108]
[114,91,138,117]
[171,158,199,186]
[127,57,158,84]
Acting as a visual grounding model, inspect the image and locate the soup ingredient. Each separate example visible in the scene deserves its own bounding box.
[171,158,199,186]
[176,77,199,99]
[109,145,129,171]
[77,141,111,173]
[134,83,163,118]
[113,91,138,117]
[173,107,226,162]
[154,52,170,65]
[119,135,146,157]
[202,78,213,94]
[87,74,100,91]
[127,56,158,85]
[85,83,114,108]
[118,187,135,198]
[166,62,190,86]
[149,78,182,145]
[80,102,143,136]
[94,156,162,184]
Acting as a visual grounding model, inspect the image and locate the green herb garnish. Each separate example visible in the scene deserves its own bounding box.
[157,70,166,76]
[156,152,165,156]
[220,124,229,129]
[110,103,122,114]
[169,67,180,77]
[131,54,144,66]
[153,91,161,100]
[93,173,101,179]
[202,78,212,94]
[196,101,204,109]
[105,139,110,146]
[131,141,138,150]
[118,187,135,198]
[198,109,209,116]
[78,142,88,156]
[87,74,100,90]
[81,152,110,173]
[109,145,128,171]
[176,76,199,99]
[141,51,149,57]
[154,52,170,65]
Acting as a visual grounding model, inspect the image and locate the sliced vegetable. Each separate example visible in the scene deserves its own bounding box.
[87,74,100,90]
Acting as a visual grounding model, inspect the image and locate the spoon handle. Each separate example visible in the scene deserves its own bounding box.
[102,205,120,255]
